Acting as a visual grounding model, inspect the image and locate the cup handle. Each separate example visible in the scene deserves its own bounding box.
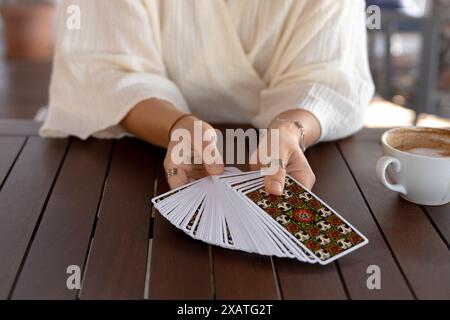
[376,156,407,195]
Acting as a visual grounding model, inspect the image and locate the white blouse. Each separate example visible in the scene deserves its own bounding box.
[40,0,374,142]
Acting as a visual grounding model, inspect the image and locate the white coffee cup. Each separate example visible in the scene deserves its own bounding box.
[376,127,450,206]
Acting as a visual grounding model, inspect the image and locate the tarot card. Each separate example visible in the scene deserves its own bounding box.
[232,182,316,262]
[151,168,367,265]
[243,175,368,264]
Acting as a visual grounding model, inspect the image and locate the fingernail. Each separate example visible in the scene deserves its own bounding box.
[270,181,283,195]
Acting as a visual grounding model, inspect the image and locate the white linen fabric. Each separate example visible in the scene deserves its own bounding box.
[40,0,374,141]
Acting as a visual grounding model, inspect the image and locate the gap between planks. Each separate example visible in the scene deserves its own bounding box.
[335,142,418,299]
[7,138,72,299]
[0,137,28,191]
[77,141,116,299]
[420,206,450,250]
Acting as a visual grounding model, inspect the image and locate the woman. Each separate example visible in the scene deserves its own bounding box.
[40,0,374,195]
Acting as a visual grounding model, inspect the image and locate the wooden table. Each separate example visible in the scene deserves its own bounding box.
[0,120,448,300]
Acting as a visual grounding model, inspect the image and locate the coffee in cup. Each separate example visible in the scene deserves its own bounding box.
[376,127,450,206]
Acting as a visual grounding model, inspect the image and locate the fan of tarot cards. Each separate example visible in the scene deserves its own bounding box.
[151,167,368,265]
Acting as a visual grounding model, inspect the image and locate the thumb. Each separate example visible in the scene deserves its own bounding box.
[264,164,286,196]
[264,149,292,196]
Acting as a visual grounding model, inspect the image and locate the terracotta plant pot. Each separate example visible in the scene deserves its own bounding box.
[0,4,55,60]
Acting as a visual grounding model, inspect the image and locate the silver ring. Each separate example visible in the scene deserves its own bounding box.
[262,159,287,170]
[165,168,178,178]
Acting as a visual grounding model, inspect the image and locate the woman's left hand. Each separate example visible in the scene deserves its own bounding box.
[250,112,319,195]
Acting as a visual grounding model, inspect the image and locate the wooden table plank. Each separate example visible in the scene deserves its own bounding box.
[339,136,450,299]
[423,205,450,248]
[80,139,154,299]
[0,122,446,300]
[276,260,347,300]
[0,137,68,299]
[0,120,41,136]
[148,160,213,299]
[345,128,386,142]
[0,136,25,187]
[212,250,279,300]
[309,142,413,299]
[11,139,113,299]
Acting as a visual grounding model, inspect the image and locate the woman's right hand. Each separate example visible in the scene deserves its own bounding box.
[164,115,224,189]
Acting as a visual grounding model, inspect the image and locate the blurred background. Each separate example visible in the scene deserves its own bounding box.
[0,0,449,128]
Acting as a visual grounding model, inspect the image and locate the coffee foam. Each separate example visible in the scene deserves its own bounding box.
[385,127,450,158]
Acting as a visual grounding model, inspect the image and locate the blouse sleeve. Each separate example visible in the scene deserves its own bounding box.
[40,0,189,139]
[251,0,375,142]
